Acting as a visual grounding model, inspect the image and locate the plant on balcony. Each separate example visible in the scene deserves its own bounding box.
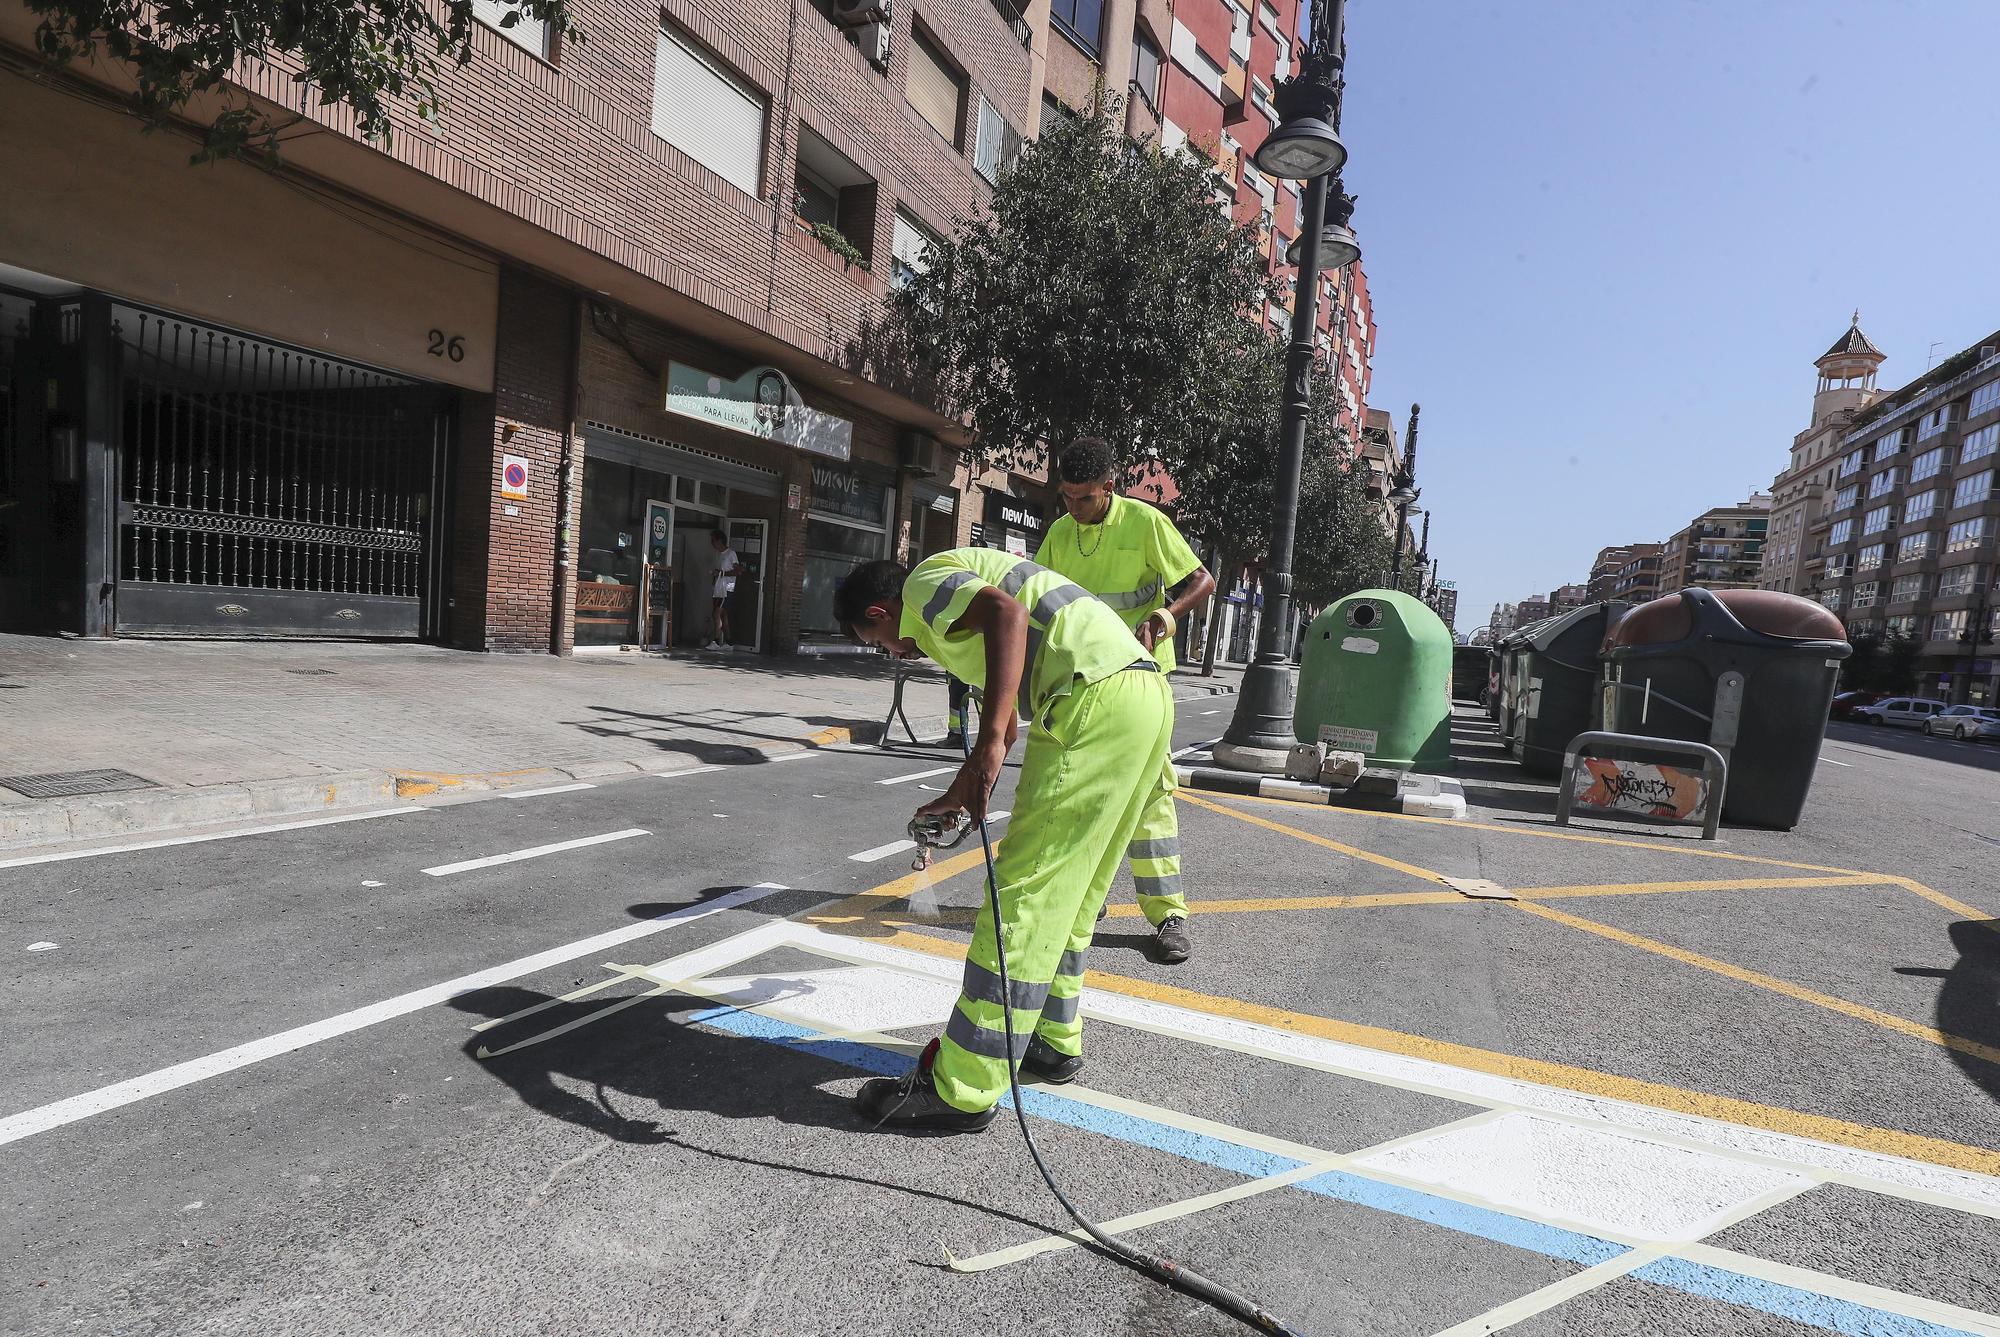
[796,195,870,271]
[24,0,581,161]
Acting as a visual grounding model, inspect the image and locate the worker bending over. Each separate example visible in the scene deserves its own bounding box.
[1035,438,1215,963]
[835,549,1175,1133]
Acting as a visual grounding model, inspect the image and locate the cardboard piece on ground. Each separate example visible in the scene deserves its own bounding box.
[1442,876,1517,901]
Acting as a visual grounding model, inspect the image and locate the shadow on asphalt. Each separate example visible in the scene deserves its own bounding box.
[568,703,888,763]
[1899,919,2000,1105]
[1824,722,2000,774]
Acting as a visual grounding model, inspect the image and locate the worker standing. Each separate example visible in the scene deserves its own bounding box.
[1035,438,1215,963]
[834,550,1174,1132]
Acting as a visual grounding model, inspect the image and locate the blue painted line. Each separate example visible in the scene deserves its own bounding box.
[688,1005,1986,1337]
[1632,1258,1978,1337]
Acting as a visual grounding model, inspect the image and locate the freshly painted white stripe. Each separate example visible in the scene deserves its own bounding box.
[650,765,724,779]
[501,782,595,799]
[1819,756,1854,768]
[0,883,788,1147]
[421,828,648,876]
[877,766,956,786]
[764,751,824,763]
[1170,736,1223,760]
[0,806,417,870]
[1671,1241,2000,1336]
[849,839,917,863]
[782,922,2000,1216]
[1426,1250,1665,1337]
[1201,709,1223,715]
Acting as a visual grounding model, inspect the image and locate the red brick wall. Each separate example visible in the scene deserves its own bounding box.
[454,268,578,653]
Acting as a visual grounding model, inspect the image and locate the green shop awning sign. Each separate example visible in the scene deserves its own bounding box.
[663,362,853,462]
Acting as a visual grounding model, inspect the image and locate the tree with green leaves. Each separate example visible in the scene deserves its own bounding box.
[891,97,1273,474]
[1293,452,1393,611]
[24,0,577,161]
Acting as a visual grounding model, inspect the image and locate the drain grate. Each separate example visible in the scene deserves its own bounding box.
[0,769,160,799]
[285,669,336,676]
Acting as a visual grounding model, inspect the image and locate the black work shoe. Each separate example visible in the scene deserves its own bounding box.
[1154,915,1192,964]
[1021,1034,1084,1084]
[1096,899,1108,922]
[854,1040,996,1133]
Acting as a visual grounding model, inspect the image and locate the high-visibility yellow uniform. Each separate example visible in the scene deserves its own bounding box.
[899,549,1174,1112]
[1036,495,1201,927]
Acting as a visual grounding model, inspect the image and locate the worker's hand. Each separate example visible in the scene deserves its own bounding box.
[1135,614,1165,652]
[918,737,1006,823]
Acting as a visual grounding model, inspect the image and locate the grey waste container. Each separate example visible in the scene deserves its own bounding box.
[1504,601,1630,775]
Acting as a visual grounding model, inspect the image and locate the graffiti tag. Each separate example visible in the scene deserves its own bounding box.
[1573,758,1705,821]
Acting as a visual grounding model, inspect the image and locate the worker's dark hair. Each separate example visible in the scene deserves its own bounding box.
[1056,437,1117,485]
[710,528,727,543]
[833,559,909,636]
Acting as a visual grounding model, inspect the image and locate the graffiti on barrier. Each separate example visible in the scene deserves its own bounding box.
[1572,757,1706,821]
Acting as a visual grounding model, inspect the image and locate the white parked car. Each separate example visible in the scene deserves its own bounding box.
[1852,697,1949,727]
[1922,705,2000,741]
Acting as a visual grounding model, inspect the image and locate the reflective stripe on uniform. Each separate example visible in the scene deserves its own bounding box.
[1128,836,1180,861]
[961,959,1051,1011]
[922,569,977,625]
[1056,948,1088,979]
[1098,581,1162,611]
[1134,872,1181,899]
[945,1006,1032,1060]
[1040,993,1081,1025]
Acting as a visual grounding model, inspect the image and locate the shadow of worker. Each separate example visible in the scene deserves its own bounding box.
[1900,919,2000,1104]
[449,985,868,1143]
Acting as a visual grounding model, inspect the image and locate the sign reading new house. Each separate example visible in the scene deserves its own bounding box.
[663,362,854,462]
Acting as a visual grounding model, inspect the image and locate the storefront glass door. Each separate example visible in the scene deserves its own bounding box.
[724,517,767,652]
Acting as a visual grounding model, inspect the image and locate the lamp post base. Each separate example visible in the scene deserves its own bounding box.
[1213,659,1299,773]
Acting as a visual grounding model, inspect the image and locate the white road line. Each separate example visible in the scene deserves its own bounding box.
[501,782,596,799]
[0,883,788,1148]
[1819,756,1854,767]
[1170,736,1222,760]
[876,766,956,786]
[764,751,824,763]
[1426,1251,1665,1337]
[0,806,418,870]
[650,765,723,779]
[421,828,648,877]
[1201,709,1223,715]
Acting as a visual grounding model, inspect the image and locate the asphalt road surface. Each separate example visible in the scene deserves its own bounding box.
[4,697,1998,1336]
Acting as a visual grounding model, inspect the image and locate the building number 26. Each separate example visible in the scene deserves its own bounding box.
[427,329,466,362]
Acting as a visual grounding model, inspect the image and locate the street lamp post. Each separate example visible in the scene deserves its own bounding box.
[1388,402,1420,589]
[1217,0,1356,771]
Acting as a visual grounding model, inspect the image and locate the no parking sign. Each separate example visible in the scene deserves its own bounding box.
[501,455,529,499]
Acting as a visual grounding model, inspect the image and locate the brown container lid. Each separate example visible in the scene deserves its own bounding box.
[1608,592,1693,647]
[1712,588,1847,640]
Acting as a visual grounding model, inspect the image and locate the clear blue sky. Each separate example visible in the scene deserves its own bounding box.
[1337,0,2000,631]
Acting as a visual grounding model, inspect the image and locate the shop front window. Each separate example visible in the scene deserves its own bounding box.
[578,458,675,647]
[799,460,894,635]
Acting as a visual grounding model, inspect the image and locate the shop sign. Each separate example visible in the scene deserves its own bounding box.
[809,460,888,525]
[983,492,1047,536]
[664,362,853,461]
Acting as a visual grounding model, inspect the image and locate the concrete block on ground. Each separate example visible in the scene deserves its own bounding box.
[1285,742,1327,782]
[60,785,257,843]
[0,802,72,848]
[242,771,394,817]
[1320,750,1366,787]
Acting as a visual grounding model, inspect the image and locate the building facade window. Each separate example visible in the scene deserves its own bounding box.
[1898,531,1933,562]
[651,20,766,196]
[1964,424,2000,463]
[1049,0,1105,55]
[1867,468,1902,499]
[1858,543,1886,571]
[799,459,895,635]
[1890,573,1928,604]
[1833,484,1858,511]
[1930,609,1969,641]
[1839,449,1865,478]
[1971,379,2000,419]
[906,26,967,145]
[1874,428,1905,458]
[1887,614,1920,637]
[1852,582,1879,608]
[1917,407,1951,441]
[794,127,877,263]
[1948,517,1994,552]
[1938,564,1983,597]
[1911,446,1948,482]
[473,0,551,57]
[890,208,941,289]
[1822,587,1844,610]
[1132,29,1164,109]
[1862,504,1892,536]
[1904,490,1937,525]
[1953,470,1994,510]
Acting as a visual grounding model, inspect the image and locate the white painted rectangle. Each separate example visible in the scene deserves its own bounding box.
[422,828,648,876]
[694,966,959,1034]
[877,766,955,786]
[1351,1111,1812,1242]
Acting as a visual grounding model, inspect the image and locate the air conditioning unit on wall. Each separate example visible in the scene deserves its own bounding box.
[855,19,891,69]
[901,430,941,476]
[828,0,889,27]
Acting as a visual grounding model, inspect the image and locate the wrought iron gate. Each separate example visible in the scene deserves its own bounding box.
[113,304,451,637]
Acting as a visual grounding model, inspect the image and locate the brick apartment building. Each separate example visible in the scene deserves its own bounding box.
[1759,319,1885,597]
[1811,326,2000,704]
[1613,544,1665,602]
[0,0,1371,656]
[1656,495,1771,598]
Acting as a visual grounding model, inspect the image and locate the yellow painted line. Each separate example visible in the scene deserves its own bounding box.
[855,924,2000,1177]
[1191,790,1872,876]
[1178,791,1451,884]
[1515,900,2000,1071]
[1098,875,1890,920]
[1883,874,1997,923]
[1519,874,1882,900]
[800,845,991,927]
[805,726,854,747]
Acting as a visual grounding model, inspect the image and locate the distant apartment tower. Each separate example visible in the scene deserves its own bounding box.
[1813,325,2000,704]
[1515,596,1552,625]
[1550,583,1589,613]
[1761,318,1886,596]
[1587,546,1633,603]
[1489,602,1518,638]
[1658,496,1773,597]
[1613,543,1665,602]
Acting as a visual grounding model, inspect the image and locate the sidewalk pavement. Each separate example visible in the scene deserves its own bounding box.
[0,635,1245,849]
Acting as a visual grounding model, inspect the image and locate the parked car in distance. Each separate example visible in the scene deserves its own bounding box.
[1852,697,1949,727]
[1829,690,1888,720]
[1922,704,2000,741]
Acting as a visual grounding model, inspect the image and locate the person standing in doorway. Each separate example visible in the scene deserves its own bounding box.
[1035,438,1215,964]
[706,529,744,651]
